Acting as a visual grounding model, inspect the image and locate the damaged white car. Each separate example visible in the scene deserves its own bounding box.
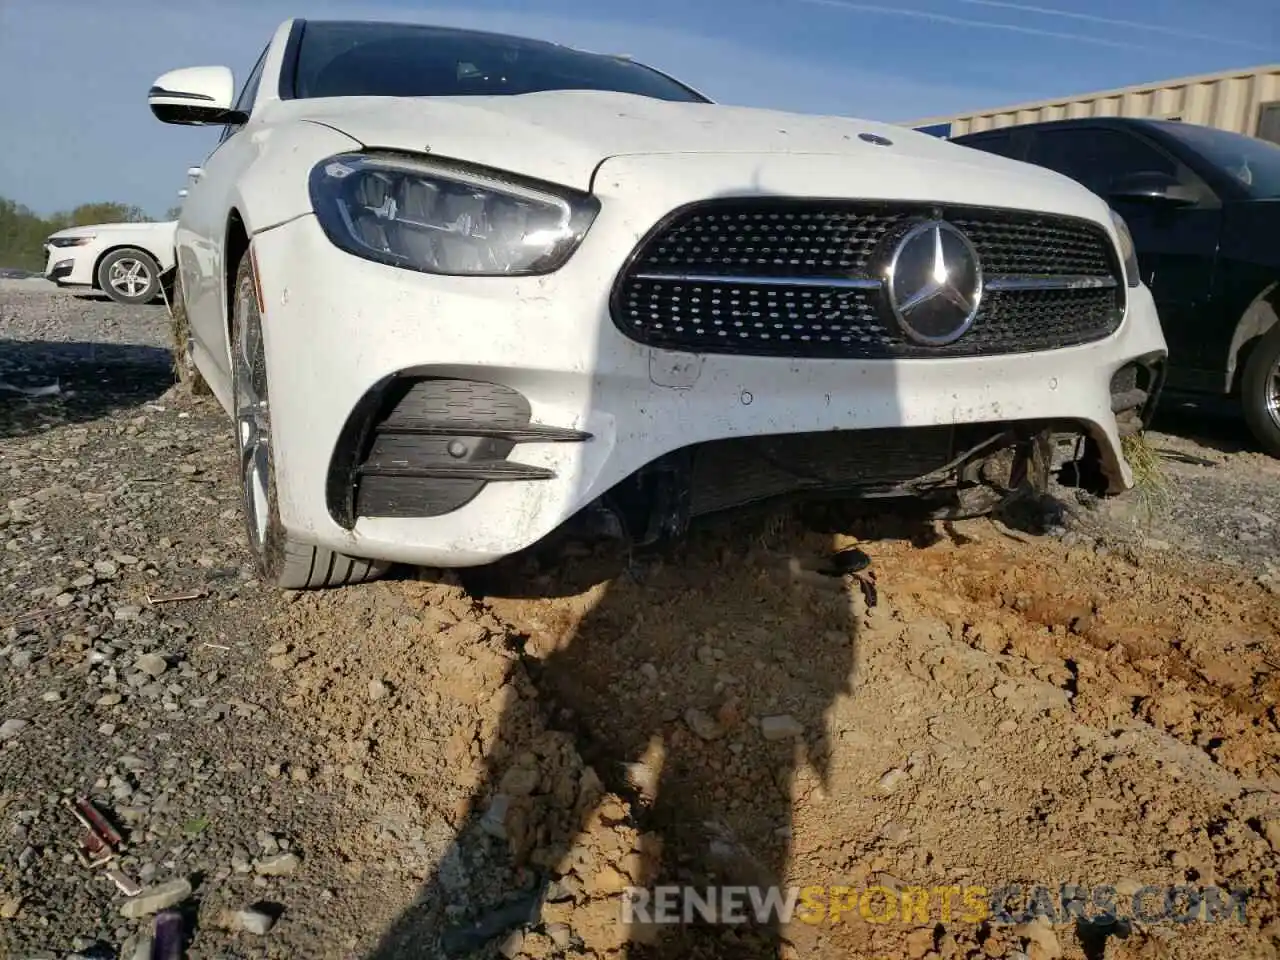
[148,18,1167,589]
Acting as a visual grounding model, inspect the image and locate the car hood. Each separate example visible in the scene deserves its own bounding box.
[48,221,176,239]
[286,90,1065,194]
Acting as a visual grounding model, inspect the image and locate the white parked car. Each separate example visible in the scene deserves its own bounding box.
[148,18,1168,589]
[44,221,177,305]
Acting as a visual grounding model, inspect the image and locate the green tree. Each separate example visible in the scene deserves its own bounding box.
[164,205,183,221]
[66,202,151,226]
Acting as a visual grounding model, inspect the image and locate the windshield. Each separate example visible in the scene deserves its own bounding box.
[1154,121,1280,199]
[291,21,710,104]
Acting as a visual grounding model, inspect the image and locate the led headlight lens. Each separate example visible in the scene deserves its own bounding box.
[1109,208,1140,288]
[309,153,600,276]
[48,235,94,248]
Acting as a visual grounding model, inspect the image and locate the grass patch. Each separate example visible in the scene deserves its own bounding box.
[1122,431,1169,520]
[161,272,210,396]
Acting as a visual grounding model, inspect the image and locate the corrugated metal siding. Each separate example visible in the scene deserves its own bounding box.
[906,65,1280,140]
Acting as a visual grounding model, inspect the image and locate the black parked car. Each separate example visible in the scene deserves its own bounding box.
[953,118,1280,456]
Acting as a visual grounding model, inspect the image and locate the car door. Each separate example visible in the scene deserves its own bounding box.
[178,44,270,392]
[1026,126,1222,390]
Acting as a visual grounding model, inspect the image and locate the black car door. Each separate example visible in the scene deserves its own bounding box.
[1026,126,1223,392]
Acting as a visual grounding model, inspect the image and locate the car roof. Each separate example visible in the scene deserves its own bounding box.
[952,116,1172,138]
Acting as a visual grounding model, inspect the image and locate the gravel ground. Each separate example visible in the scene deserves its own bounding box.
[2,286,1279,960]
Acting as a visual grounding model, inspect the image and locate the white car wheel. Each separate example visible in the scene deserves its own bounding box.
[96,248,161,305]
[229,254,389,589]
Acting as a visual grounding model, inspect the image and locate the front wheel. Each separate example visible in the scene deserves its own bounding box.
[1241,321,1280,459]
[97,248,161,305]
[229,253,389,589]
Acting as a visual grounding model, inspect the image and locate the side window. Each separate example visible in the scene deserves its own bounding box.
[1028,128,1187,197]
[956,131,1021,161]
[219,46,269,143]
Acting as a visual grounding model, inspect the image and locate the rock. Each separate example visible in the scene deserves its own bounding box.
[1013,916,1062,960]
[96,692,123,707]
[1262,819,1280,853]
[683,707,723,741]
[368,679,390,701]
[224,907,276,935]
[498,757,541,797]
[0,718,28,741]
[1,895,24,919]
[905,926,934,957]
[877,767,907,794]
[546,923,573,949]
[255,852,301,876]
[760,715,804,741]
[134,654,168,679]
[480,794,512,839]
[119,878,193,918]
[497,930,524,958]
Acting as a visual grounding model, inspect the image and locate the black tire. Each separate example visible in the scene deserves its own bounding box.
[1241,320,1280,458]
[229,254,389,589]
[96,247,162,305]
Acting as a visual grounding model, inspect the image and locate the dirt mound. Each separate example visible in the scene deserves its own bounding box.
[254,514,1280,959]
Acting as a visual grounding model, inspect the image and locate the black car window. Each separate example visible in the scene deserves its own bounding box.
[1028,128,1190,197]
[956,131,1020,160]
[220,45,268,143]
[290,21,709,103]
[1152,120,1280,199]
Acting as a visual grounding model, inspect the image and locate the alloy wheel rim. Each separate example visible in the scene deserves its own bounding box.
[1268,354,1280,432]
[108,259,151,297]
[233,284,270,550]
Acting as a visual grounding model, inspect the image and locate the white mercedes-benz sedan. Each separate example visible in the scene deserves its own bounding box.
[148,18,1167,589]
[44,221,177,305]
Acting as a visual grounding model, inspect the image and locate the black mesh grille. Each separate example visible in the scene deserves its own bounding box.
[611,199,1124,359]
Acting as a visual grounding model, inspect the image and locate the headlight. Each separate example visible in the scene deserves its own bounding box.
[308,153,600,276]
[1108,209,1140,288]
[48,235,94,248]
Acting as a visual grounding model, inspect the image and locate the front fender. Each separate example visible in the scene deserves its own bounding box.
[1225,281,1279,392]
[225,119,363,236]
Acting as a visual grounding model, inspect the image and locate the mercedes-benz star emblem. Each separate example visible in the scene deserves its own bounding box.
[885,220,983,346]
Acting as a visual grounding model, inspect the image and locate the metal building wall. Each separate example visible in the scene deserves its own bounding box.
[905,65,1280,140]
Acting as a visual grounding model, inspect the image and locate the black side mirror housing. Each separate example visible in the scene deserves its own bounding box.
[1108,171,1199,207]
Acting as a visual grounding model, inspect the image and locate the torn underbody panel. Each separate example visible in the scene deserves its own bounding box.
[558,419,1088,551]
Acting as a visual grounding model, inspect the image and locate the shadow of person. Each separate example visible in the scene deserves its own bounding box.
[364,505,865,959]
[0,339,175,440]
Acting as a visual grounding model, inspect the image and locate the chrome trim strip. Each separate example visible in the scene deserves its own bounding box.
[632,271,1118,293]
[986,275,1118,291]
[632,271,884,290]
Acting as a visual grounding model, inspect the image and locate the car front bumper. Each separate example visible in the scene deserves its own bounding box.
[43,246,93,287]
[246,205,1167,568]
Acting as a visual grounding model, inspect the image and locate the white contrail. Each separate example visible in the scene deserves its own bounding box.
[950,0,1273,51]
[798,0,1155,50]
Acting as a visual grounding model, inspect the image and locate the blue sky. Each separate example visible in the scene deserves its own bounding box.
[0,0,1274,218]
